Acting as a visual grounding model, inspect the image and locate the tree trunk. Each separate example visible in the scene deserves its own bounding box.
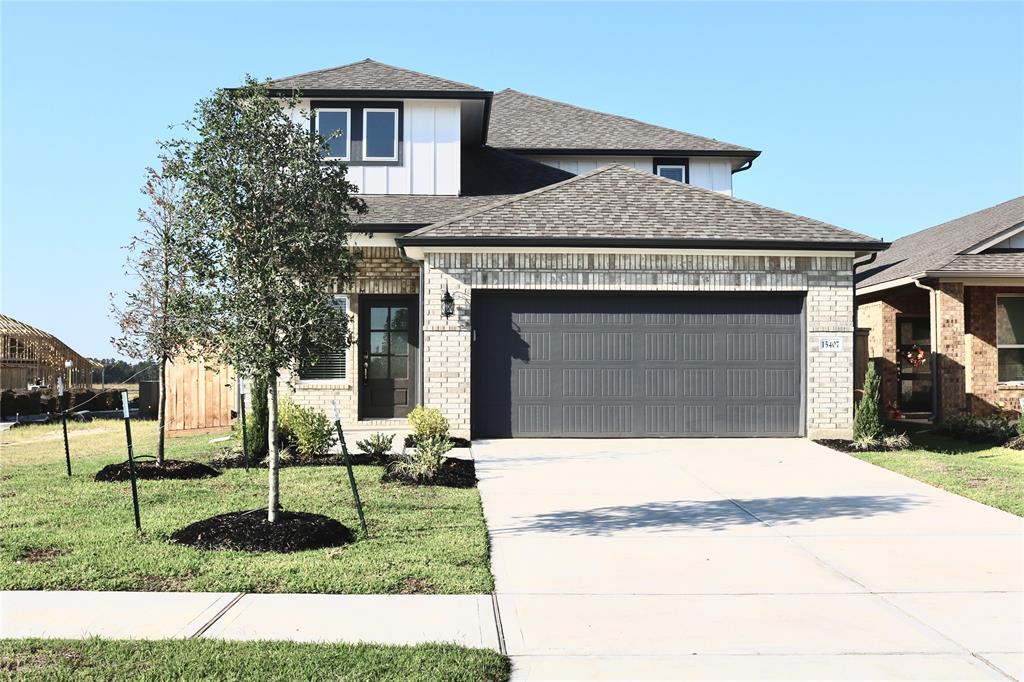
[157,355,167,466]
[267,374,280,522]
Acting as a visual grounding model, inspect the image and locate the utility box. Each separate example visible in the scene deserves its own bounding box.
[138,381,159,418]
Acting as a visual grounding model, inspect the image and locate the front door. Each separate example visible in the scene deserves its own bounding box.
[359,296,418,418]
[896,315,932,413]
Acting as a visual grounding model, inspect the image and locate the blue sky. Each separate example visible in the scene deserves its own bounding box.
[2,1,1021,359]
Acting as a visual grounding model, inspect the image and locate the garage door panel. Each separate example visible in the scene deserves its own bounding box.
[472,293,804,438]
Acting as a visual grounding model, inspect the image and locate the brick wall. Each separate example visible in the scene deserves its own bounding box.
[423,252,856,439]
[855,284,929,412]
[934,282,966,419]
[966,286,1024,415]
[283,247,420,422]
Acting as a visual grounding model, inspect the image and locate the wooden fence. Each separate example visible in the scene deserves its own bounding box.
[166,358,236,436]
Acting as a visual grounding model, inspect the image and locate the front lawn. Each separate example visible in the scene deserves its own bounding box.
[851,432,1024,516]
[0,421,493,593]
[0,638,510,682]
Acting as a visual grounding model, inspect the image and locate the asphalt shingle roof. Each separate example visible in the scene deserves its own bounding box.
[937,253,1024,274]
[487,89,757,155]
[402,164,883,248]
[356,195,513,226]
[268,59,486,94]
[857,196,1024,288]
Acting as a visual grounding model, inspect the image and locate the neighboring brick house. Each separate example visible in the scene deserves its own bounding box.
[856,197,1024,421]
[269,59,885,439]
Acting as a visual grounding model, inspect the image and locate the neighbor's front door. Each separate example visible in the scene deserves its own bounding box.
[359,297,418,418]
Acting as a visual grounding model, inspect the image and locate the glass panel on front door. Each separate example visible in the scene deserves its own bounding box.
[897,317,931,412]
[361,298,416,419]
[369,307,409,379]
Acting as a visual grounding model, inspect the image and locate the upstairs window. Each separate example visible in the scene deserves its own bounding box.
[315,108,350,161]
[656,165,686,183]
[298,296,350,381]
[363,109,399,161]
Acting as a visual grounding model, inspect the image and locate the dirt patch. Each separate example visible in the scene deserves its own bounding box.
[0,491,15,499]
[1003,436,1024,450]
[17,547,69,563]
[382,456,477,488]
[0,475,13,481]
[137,573,195,591]
[399,577,433,594]
[95,459,220,482]
[170,509,355,553]
[0,646,85,674]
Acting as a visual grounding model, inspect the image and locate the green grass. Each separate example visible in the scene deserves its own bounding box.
[0,638,510,682]
[0,421,493,593]
[851,432,1024,516]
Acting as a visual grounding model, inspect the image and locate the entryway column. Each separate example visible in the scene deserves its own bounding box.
[933,282,966,420]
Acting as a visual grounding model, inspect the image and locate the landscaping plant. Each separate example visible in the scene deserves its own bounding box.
[389,434,453,483]
[407,405,450,442]
[942,410,1016,444]
[356,432,395,459]
[165,77,364,522]
[852,360,883,442]
[278,396,337,459]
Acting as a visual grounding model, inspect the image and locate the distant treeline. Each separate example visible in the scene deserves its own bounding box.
[90,358,158,384]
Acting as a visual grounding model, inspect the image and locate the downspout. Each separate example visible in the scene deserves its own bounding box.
[851,252,878,328]
[912,277,940,422]
[398,245,426,408]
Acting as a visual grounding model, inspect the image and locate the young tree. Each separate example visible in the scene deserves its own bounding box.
[111,166,193,466]
[853,360,883,441]
[165,78,364,522]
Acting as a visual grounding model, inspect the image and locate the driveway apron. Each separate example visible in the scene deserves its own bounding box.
[472,438,1023,681]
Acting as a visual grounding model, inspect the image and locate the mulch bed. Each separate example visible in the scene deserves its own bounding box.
[402,435,471,450]
[94,459,220,482]
[814,439,906,453]
[382,456,477,488]
[210,452,387,469]
[170,509,354,553]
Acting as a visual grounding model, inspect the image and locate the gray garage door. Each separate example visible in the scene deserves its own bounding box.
[471,292,804,438]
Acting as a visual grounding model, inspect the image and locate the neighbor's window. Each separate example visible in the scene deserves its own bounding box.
[656,165,686,183]
[315,109,351,160]
[363,108,399,161]
[298,296,350,381]
[996,295,1024,382]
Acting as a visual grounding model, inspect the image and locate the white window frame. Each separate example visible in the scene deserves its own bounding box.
[362,108,399,161]
[297,294,351,384]
[315,108,351,161]
[996,293,1024,384]
[656,165,687,183]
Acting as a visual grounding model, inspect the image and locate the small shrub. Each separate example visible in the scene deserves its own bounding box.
[881,432,911,450]
[278,395,337,458]
[851,434,879,451]
[356,432,395,458]
[853,361,883,441]
[388,434,453,482]
[942,410,1016,444]
[407,405,449,442]
[244,375,269,460]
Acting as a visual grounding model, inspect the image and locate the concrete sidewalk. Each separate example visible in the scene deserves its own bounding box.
[0,591,501,650]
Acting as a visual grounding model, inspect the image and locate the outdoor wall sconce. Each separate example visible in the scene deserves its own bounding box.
[441,285,455,319]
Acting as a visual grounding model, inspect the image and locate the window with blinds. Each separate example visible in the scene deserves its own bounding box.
[298,296,349,380]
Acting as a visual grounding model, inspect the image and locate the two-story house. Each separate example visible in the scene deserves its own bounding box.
[272,59,885,440]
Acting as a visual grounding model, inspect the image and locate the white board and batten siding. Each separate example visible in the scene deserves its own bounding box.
[287,99,461,196]
[529,155,734,195]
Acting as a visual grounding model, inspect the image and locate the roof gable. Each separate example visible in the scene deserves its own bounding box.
[268,59,486,95]
[402,164,882,249]
[857,196,1024,288]
[486,89,757,156]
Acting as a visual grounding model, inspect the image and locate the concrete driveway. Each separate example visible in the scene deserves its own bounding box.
[472,438,1023,681]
